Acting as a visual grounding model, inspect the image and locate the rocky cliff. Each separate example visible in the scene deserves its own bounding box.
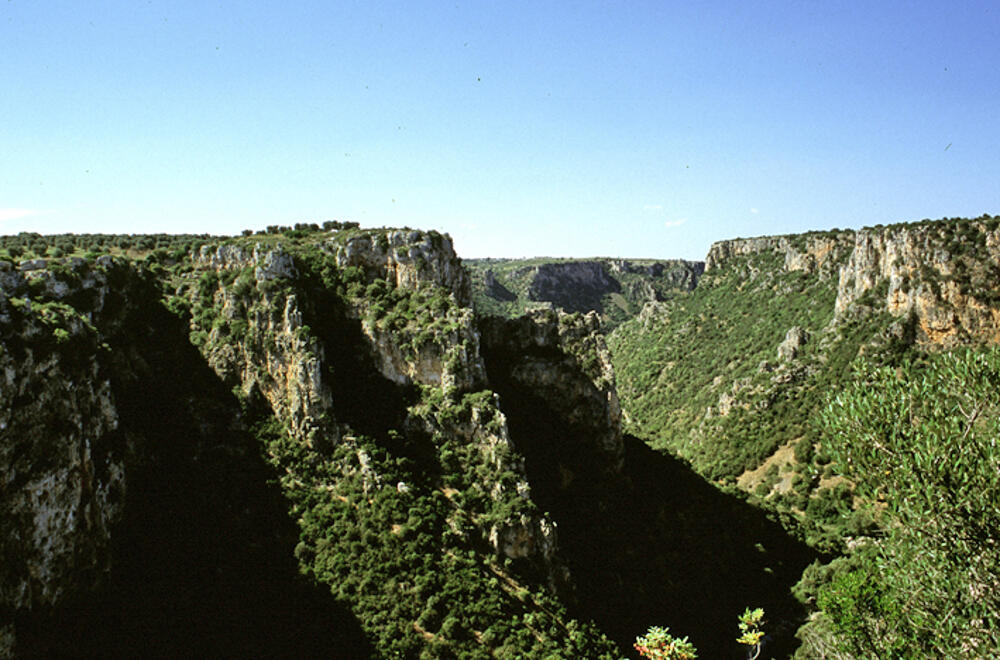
[704,231,853,279]
[703,216,1000,347]
[0,227,625,658]
[833,218,1000,345]
[0,261,123,614]
[465,257,704,329]
[480,309,623,475]
[182,233,558,572]
[0,256,191,622]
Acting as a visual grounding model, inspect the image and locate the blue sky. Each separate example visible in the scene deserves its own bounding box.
[2,1,998,260]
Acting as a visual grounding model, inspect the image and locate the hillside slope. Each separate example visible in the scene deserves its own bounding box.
[609,215,1000,546]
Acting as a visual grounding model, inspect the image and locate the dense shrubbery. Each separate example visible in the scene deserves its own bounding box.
[608,249,845,485]
[0,232,214,262]
[252,400,617,658]
[800,350,1000,657]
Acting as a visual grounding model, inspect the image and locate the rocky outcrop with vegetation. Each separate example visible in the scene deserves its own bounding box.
[465,256,704,329]
[704,231,854,279]
[701,217,1000,347]
[0,226,624,658]
[611,214,1000,655]
[0,261,123,614]
[612,216,1000,529]
[833,217,1000,345]
[480,309,623,473]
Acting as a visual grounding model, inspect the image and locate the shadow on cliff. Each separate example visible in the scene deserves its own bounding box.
[15,284,372,659]
[483,349,822,659]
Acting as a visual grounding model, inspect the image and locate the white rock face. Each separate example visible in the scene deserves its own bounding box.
[331,230,472,307]
[705,233,853,278]
[489,514,558,561]
[706,221,1000,346]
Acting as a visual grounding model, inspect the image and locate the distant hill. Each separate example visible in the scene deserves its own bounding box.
[464,257,704,330]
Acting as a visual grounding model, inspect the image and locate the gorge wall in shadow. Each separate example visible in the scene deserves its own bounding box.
[483,341,821,659]
[14,294,371,659]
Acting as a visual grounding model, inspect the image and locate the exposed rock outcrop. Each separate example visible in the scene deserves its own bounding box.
[705,220,1000,347]
[185,232,577,594]
[777,326,809,361]
[191,244,333,444]
[526,261,621,312]
[331,229,472,307]
[0,257,160,626]
[833,221,1000,345]
[480,309,624,475]
[705,232,854,279]
[189,231,488,445]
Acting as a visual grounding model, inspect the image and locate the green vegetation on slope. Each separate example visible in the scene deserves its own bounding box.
[608,242,845,482]
[606,215,1000,655]
[609,216,1000,551]
[795,349,1000,658]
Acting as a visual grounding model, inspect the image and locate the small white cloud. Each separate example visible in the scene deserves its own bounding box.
[664,218,687,228]
[750,207,759,215]
[0,208,42,222]
[643,204,663,212]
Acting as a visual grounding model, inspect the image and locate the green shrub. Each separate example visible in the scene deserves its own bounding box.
[815,349,1000,656]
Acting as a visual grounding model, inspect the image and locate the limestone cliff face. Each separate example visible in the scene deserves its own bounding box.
[331,229,473,307]
[191,244,333,445]
[360,310,485,393]
[705,231,855,279]
[188,230,486,442]
[526,261,620,309]
[472,308,629,596]
[0,306,121,613]
[608,259,704,305]
[332,230,486,392]
[185,232,568,579]
[607,258,704,287]
[705,220,1000,347]
[833,221,1000,345]
[480,309,624,475]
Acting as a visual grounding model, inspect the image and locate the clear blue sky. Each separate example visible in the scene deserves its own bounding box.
[3,1,998,260]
